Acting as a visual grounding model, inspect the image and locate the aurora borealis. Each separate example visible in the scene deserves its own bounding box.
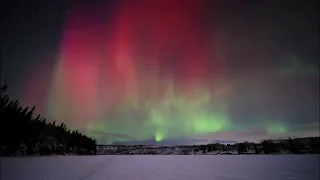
[2,0,319,144]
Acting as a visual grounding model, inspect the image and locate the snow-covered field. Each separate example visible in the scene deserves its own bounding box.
[1,155,319,180]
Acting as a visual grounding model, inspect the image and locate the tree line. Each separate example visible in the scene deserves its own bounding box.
[201,137,320,154]
[0,85,97,156]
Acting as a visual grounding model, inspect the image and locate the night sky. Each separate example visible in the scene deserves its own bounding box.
[2,0,319,145]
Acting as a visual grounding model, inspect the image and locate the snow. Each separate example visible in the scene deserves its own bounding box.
[1,155,319,180]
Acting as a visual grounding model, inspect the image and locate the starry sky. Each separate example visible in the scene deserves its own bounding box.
[2,0,319,145]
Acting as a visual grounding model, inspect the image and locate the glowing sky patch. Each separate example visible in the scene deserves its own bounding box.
[17,0,319,144]
[266,124,289,135]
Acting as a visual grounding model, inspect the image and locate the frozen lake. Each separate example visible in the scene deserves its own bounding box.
[1,155,319,180]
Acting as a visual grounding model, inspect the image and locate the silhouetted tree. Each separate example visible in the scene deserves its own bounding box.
[261,140,279,154]
[237,143,247,154]
[0,85,97,156]
[200,145,206,154]
[207,145,212,152]
[211,144,216,151]
[309,137,320,153]
[253,143,260,154]
[289,137,300,154]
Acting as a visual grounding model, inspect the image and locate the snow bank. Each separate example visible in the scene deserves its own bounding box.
[1,155,319,180]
